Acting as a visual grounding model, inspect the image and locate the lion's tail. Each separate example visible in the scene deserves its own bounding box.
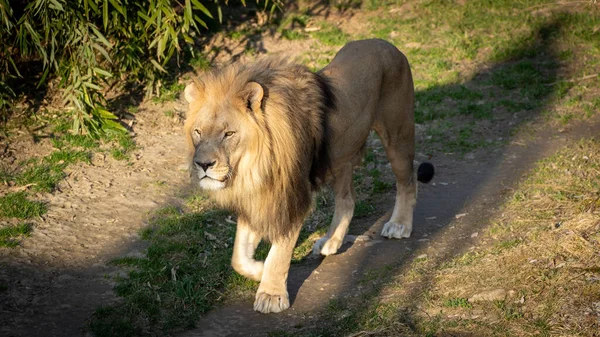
[417,162,435,183]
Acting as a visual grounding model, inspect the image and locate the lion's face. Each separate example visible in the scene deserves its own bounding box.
[187,106,242,190]
[184,80,264,191]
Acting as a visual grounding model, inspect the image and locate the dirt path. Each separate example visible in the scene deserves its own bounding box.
[0,112,190,337]
[181,115,600,337]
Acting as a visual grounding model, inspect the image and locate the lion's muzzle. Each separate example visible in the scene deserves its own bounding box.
[192,159,230,190]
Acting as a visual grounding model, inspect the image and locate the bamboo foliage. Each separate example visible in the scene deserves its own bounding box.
[0,0,280,135]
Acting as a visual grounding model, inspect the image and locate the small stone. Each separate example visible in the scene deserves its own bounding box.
[353,235,371,242]
[471,232,478,238]
[469,289,507,302]
[455,213,468,219]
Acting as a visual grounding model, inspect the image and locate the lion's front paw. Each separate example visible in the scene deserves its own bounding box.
[381,221,411,239]
[254,290,290,313]
[312,236,342,256]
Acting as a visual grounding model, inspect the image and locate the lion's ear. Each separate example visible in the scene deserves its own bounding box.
[243,82,264,113]
[184,81,204,104]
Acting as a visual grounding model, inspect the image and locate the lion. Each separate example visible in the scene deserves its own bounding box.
[183,39,434,314]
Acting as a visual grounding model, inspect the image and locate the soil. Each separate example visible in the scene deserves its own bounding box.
[1,7,599,337]
[0,107,190,337]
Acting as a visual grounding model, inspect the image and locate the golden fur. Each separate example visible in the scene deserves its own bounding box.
[183,39,431,313]
[184,57,333,241]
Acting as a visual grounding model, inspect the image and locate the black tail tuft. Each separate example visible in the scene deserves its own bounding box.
[417,162,435,183]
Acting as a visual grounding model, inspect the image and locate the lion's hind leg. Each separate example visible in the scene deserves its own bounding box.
[374,123,417,239]
[312,162,355,256]
[232,218,264,281]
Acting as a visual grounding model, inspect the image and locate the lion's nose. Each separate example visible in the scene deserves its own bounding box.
[196,160,216,172]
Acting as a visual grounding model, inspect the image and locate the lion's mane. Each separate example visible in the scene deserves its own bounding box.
[186,57,336,241]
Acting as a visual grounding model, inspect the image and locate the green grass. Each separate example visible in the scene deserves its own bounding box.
[0,223,33,248]
[189,53,211,70]
[281,29,307,41]
[13,149,90,192]
[0,192,47,219]
[107,133,136,161]
[492,238,521,254]
[90,207,236,337]
[494,300,524,321]
[152,82,185,103]
[311,23,348,46]
[279,14,309,40]
[354,200,375,218]
[52,133,100,149]
[443,297,472,309]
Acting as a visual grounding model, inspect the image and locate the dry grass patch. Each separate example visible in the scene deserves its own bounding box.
[434,137,600,336]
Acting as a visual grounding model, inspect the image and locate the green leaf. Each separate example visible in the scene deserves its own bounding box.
[37,68,50,88]
[190,0,213,19]
[193,14,207,29]
[182,33,193,44]
[91,43,112,63]
[49,0,64,11]
[82,87,92,105]
[96,108,118,120]
[157,33,167,59]
[73,117,80,134]
[167,25,179,50]
[102,119,127,132]
[185,0,193,21]
[8,57,22,77]
[103,0,108,30]
[84,0,99,15]
[93,67,113,78]
[91,26,112,48]
[108,0,126,17]
[150,59,167,73]
[137,10,151,23]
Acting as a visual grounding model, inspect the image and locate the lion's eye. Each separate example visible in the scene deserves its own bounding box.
[224,131,235,138]
[194,129,201,137]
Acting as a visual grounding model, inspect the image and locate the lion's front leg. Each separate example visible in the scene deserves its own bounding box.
[231,217,263,281]
[253,226,301,314]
